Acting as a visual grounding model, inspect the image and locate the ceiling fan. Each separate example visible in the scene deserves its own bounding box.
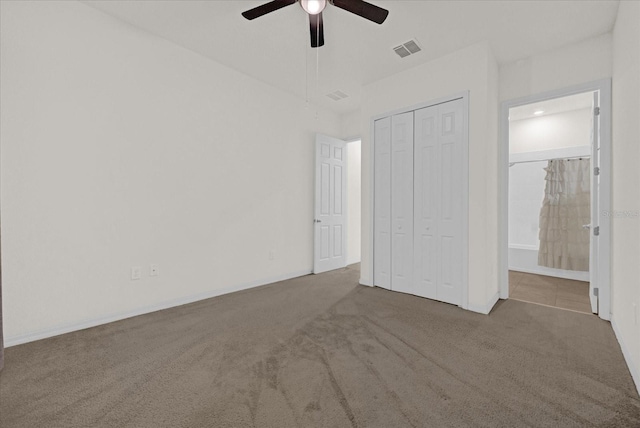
[241,0,389,48]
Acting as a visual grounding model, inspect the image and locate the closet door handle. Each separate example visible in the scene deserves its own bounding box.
[582,224,591,230]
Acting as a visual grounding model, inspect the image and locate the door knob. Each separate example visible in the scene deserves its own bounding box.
[582,224,591,229]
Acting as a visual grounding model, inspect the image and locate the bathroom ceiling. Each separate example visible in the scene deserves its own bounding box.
[509,92,594,121]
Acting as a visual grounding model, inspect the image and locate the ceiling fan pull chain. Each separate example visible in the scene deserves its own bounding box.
[305,36,309,108]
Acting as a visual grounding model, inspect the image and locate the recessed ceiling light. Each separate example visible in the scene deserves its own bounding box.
[534,110,544,115]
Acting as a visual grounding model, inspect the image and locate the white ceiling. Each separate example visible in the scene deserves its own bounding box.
[83,0,619,115]
[509,92,594,121]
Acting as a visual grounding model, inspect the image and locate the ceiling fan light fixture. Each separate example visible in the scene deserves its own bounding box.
[300,0,327,15]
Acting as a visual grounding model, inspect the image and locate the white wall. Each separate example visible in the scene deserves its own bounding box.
[360,42,500,313]
[341,110,362,142]
[611,0,640,392]
[346,141,361,265]
[510,108,593,153]
[500,33,612,102]
[0,1,342,344]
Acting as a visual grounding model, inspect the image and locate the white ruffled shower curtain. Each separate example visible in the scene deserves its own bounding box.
[538,158,590,271]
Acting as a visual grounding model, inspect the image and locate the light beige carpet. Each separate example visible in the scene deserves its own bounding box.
[1,265,639,427]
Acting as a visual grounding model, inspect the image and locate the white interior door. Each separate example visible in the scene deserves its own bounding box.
[374,118,392,289]
[314,134,347,274]
[413,99,464,305]
[589,92,600,313]
[390,112,414,294]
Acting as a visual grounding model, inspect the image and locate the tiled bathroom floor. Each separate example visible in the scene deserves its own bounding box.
[509,271,592,314]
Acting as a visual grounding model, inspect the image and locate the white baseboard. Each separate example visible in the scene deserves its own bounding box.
[468,291,500,315]
[611,316,640,397]
[5,268,312,348]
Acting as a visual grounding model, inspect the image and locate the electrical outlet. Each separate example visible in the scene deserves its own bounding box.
[269,250,275,260]
[150,264,159,277]
[131,266,142,280]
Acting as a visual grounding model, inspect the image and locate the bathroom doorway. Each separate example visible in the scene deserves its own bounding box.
[500,80,611,319]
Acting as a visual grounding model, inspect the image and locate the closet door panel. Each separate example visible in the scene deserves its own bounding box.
[374,117,392,289]
[391,112,414,293]
[413,105,438,299]
[437,99,463,305]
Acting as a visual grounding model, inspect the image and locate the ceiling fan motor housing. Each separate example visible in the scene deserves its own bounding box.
[242,0,389,48]
[300,0,327,15]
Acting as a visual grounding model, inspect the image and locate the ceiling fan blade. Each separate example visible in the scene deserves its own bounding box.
[241,0,297,20]
[309,12,325,48]
[331,0,389,24]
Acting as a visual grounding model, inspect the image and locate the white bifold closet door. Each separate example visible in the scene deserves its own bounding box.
[413,100,463,304]
[374,98,464,306]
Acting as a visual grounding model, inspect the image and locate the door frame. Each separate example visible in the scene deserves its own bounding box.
[499,78,612,320]
[368,91,470,310]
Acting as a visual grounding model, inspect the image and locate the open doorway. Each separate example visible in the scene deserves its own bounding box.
[346,139,361,266]
[500,80,611,320]
[508,93,592,313]
[313,135,361,274]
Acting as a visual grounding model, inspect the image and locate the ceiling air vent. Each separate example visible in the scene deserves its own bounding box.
[394,39,422,58]
[326,90,349,101]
